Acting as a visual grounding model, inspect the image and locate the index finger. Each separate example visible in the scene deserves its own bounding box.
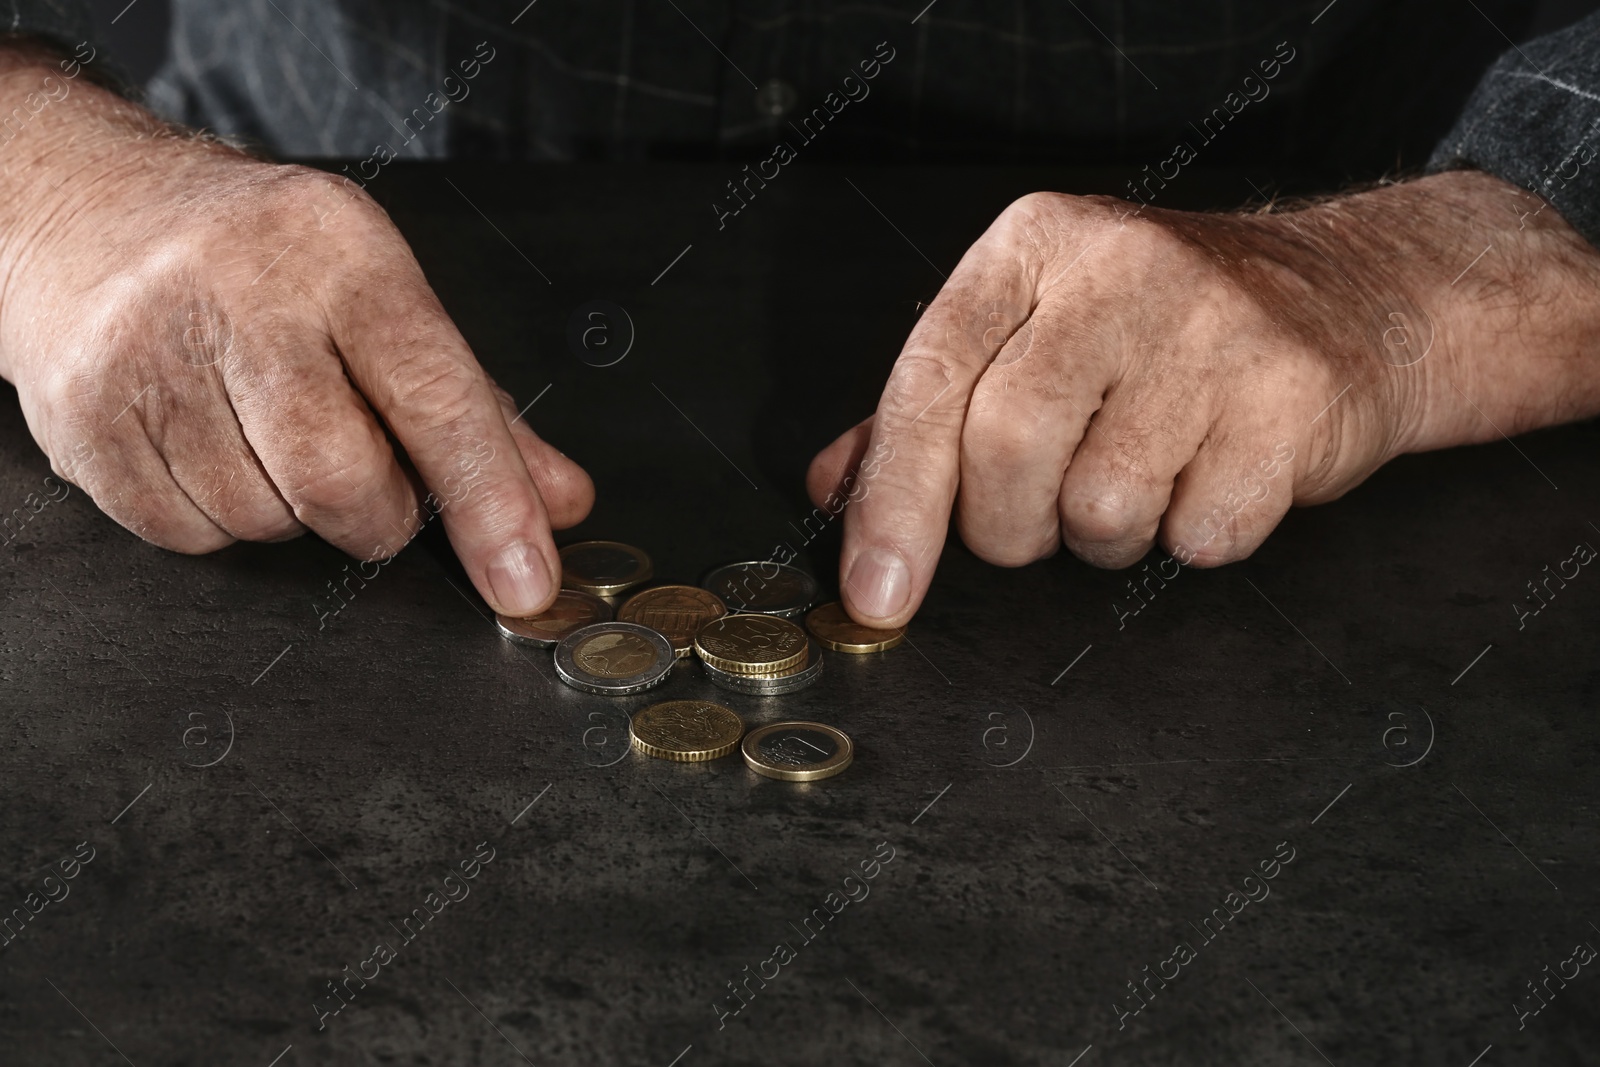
[328,242,560,618]
[838,198,1047,627]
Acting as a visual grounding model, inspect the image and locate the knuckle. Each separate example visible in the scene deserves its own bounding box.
[246,165,400,254]
[1089,205,1195,262]
[385,349,482,431]
[1077,192,1133,217]
[992,191,1080,261]
[487,379,517,411]
[111,495,235,554]
[282,166,389,222]
[1175,525,1249,567]
[209,484,303,542]
[1183,503,1238,556]
[964,404,1048,470]
[1060,485,1149,546]
[1001,190,1074,226]
[287,443,385,515]
[36,368,97,420]
[877,353,960,434]
[1000,190,1128,239]
[960,522,1056,569]
[165,525,238,554]
[234,513,305,543]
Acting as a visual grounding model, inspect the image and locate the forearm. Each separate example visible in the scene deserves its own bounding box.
[1394,9,1600,448]
[1187,170,1600,458]
[1404,170,1600,446]
[1144,168,1600,472]
[1283,169,1600,452]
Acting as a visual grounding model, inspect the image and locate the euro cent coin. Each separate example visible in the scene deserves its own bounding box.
[702,561,818,618]
[694,614,809,676]
[554,621,674,696]
[741,721,853,781]
[618,584,728,658]
[559,541,654,597]
[495,589,614,647]
[629,700,745,761]
[701,640,825,696]
[804,601,906,653]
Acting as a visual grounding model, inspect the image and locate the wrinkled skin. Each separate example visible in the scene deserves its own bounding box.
[2,47,1598,631]
[809,173,1600,627]
[0,48,591,616]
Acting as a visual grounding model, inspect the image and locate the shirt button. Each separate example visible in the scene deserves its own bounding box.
[754,78,798,118]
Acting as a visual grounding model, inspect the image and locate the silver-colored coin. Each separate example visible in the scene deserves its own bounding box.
[701,640,825,696]
[553,622,674,696]
[702,561,819,618]
[741,721,854,782]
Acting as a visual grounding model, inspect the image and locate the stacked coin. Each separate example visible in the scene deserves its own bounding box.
[702,561,818,619]
[499,542,898,699]
[694,613,825,695]
[493,541,861,782]
[560,541,653,601]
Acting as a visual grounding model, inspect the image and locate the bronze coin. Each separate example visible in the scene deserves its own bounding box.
[804,601,905,653]
[618,584,727,657]
[495,589,614,647]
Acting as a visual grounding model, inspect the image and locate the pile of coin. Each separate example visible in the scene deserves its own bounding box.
[629,699,853,782]
[695,614,823,695]
[491,541,908,784]
[494,542,905,699]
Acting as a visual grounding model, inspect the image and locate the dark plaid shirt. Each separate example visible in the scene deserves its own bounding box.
[6,1,1600,243]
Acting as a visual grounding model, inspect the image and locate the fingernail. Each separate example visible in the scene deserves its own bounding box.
[845,546,911,620]
[487,542,552,616]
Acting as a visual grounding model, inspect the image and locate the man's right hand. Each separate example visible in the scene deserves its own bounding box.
[0,43,591,617]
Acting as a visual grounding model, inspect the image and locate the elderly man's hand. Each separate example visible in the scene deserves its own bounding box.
[809,170,1600,628]
[0,45,590,616]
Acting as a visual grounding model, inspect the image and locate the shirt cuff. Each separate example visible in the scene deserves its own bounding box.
[0,0,92,51]
[1429,11,1600,247]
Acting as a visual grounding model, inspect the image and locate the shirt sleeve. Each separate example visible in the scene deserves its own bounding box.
[1429,11,1600,247]
[0,0,92,51]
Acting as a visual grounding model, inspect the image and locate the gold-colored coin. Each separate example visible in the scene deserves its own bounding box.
[694,614,808,676]
[559,541,654,597]
[804,601,906,653]
[741,721,854,781]
[495,589,614,647]
[618,585,728,658]
[630,700,745,761]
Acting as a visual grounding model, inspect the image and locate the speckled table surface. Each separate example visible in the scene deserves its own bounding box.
[2,163,1598,1067]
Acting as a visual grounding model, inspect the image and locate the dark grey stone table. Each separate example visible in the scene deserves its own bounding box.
[3,163,1598,1066]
